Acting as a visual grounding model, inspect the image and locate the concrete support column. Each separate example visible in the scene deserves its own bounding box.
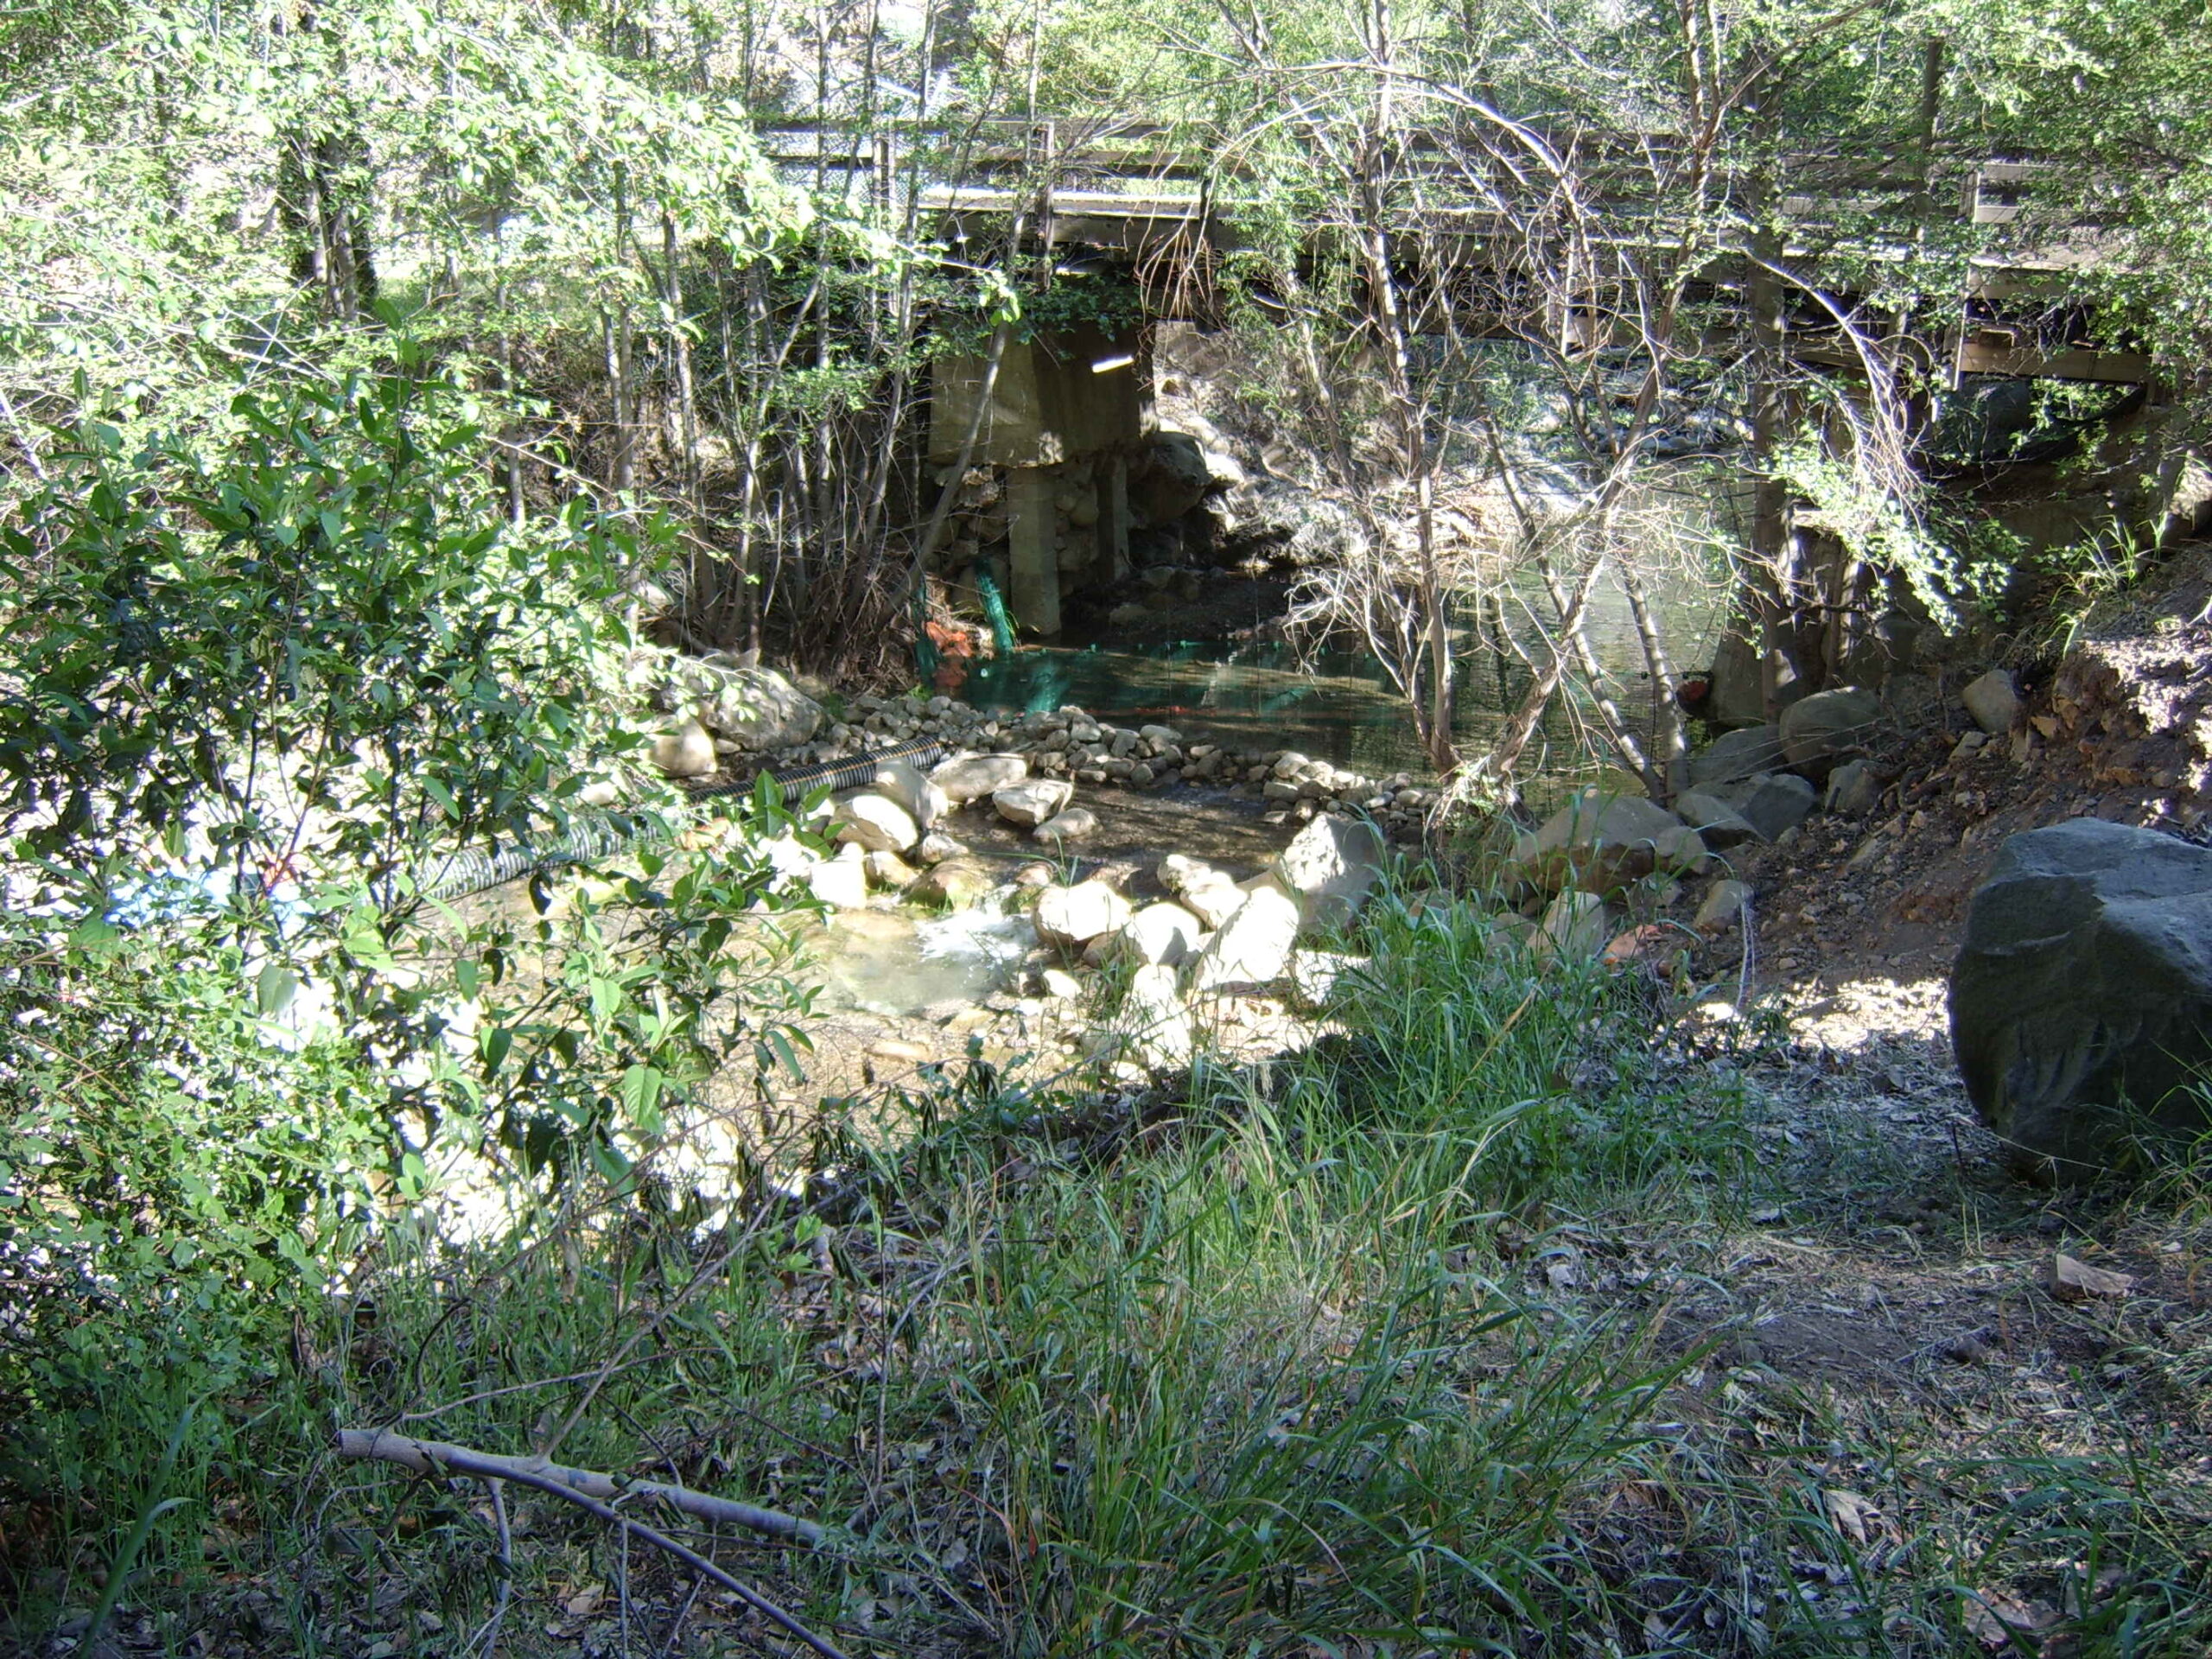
[1103,454,1132,582]
[1007,466,1061,637]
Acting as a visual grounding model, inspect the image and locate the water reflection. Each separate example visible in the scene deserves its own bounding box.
[951,640,1503,777]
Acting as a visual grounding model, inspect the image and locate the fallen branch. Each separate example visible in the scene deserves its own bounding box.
[338,1429,847,1659]
[336,1428,823,1546]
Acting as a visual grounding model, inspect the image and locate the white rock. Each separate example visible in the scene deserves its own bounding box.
[1189,880,1303,992]
[1290,950,1367,1004]
[1274,814,1386,929]
[1041,967,1084,1001]
[1034,880,1133,950]
[807,856,869,909]
[651,721,717,779]
[1096,903,1205,969]
[832,792,919,853]
[931,753,1028,804]
[1119,963,1193,1066]
[1033,808,1098,844]
[993,779,1075,827]
[869,760,947,830]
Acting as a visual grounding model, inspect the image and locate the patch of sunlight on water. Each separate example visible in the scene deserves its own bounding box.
[807,902,1035,1018]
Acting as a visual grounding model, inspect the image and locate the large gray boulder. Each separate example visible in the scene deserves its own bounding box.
[1708,772,1818,842]
[1519,790,1707,896]
[931,753,1027,805]
[1779,686,1883,773]
[1688,725,1786,787]
[1129,430,1213,525]
[697,665,823,752]
[1949,820,2212,1171]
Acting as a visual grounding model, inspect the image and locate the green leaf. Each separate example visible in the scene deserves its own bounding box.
[253,963,298,1016]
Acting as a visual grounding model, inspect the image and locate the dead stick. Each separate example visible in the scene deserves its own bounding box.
[337,1430,849,1659]
[335,1428,823,1547]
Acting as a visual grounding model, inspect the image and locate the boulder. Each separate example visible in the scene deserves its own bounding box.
[914,832,968,867]
[698,666,823,751]
[1274,814,1387,930]
[993,779,1075,828]
[868,760,947,830]
[1824,759,1885,816]
[1962,669,2021,736]
[1708,772,1818,843]
[931,753,1027,805]
[1041,967,1084,1001]
[1119,963,1194,1067]
[832,792,919,854]
[1522,790,1707,895]
[1531,890,1610,960]
[651,720,718,779]
[1779,686,1883,772]
[1688,724,1786,786]
[911,856,997,910]
[864,849,918,890]
[1033,808,1099,845]
[1035,880,1134,951]
[1949,819,2212,1170]
[1189,880,1303,993]
[1290,950,1367,1004]
[1129,430,1214,525]
[1092,903,1205,969]
[806,849,869,909]
[1674,790,1762,849]
[1694,879,1754,933]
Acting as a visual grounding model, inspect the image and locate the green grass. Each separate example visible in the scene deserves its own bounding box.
[7,886,2210,1656]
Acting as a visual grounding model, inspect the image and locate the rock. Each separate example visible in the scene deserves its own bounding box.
[1034,880,1134,951]
[1189,880,1303,993]
[913,832,968,866]
[864,849,918,889]
[806,853,868,909]
[1274,814,1387,930]
[931,753,1027,804]
[1033,808,1099,844]
[1688,724,1786,787]
[1531,890,1610,960]
[1096,903,1205,969]
[1962,669,2021,735]
[1708,772,1818,842]
[869,761,947,830]
[911,856,997,910]
[1825,759,1884,815]
[1949,819,2212,1170]
[1129,429,1214,524]
[1674,790,1763,849]
[697,666,823,751]
[1041,967,1084,1001]
[1179,875,1244,930]
[1694,878,1754,933]
[1522,789,1707,895]
[1778,686,1883,772]
[1118,963,1193,1067]
[1139,724,1182,747]
[2045,1253,2133,1303]
[992,779,1074,827]
[651,721,717,779]
[1290,950,1366,1004]
[832,792,919,854]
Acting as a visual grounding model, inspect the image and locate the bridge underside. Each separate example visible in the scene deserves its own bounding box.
[925,193,2151,386]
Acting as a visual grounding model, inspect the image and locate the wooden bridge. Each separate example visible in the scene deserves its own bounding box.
[761,123,2150,385]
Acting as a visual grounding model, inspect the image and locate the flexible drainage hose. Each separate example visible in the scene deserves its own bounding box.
[409,738,944,906]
